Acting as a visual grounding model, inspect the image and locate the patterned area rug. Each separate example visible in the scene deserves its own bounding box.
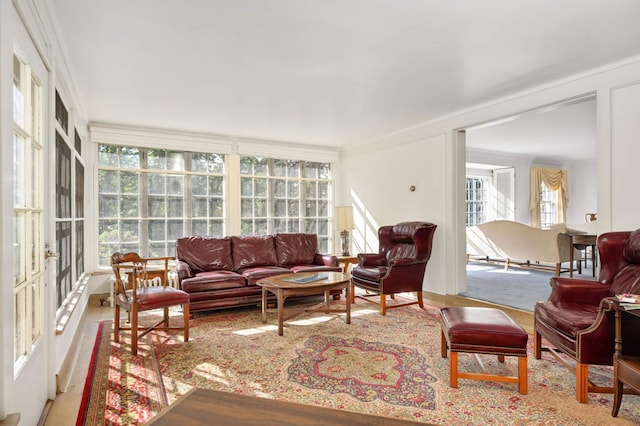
[78,300,640,425]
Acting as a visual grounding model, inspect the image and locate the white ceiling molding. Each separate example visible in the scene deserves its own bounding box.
[89,122,233,154]
[237,140,339,164]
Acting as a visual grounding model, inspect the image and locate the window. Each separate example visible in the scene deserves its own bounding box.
[240,157,332,252]
[13,53,44,366]
[54,87,86,314]
[539,182,558,228]
[465,177,489,226]
[97,145,225,266]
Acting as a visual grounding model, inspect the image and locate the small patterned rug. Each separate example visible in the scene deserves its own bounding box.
[78,299,640,425]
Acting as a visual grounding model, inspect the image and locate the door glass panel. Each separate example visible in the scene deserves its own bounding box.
[13,53,44,365]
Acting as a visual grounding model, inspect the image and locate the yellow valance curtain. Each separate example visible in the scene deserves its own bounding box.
[529,167,569,228]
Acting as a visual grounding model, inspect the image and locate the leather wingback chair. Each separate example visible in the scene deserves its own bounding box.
[350,221,437,315]
[534,230,640,402]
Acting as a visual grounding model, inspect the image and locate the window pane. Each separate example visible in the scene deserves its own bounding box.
[14,134,25,207]
[208,176,224,196]
[167,176,184,195]
[149,174,166,194]
[193,220,208,235]
[148,220,166,240]
[193,198,208,217]
[192,175,208,195]
[147,149,167,170]
[119,147,140,169]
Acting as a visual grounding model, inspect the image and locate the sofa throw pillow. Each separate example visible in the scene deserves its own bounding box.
[275,233,317,266]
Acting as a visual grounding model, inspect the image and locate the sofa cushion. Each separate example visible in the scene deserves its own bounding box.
[176,236,233,272]
[275,233,318,266]
[180,270,246,293]
[237,266,292,285]
[231,235,278,270]
[534,301,600,338]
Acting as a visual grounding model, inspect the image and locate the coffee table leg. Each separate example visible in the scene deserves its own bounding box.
[277,290,285,336]
[261,287,267,323]
[345,284,351,324]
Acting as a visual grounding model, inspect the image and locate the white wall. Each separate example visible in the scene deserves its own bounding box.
[565,159,598,225]
[341,135,448,294]
[611,82,640,231]
[341,56,640,296]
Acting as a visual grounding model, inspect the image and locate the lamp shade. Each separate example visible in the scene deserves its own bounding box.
[335,206,355,230]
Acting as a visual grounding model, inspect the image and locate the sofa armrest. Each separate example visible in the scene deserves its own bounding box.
[548,276,612,305]
[358,253,387,267]
[176,259,193,282]
[314,253,339,267]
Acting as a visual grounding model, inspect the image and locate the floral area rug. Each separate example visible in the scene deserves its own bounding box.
[76,322,166,425]
[79,299,640,425]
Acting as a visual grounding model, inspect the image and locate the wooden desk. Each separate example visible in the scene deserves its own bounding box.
[568,234,597,277]
[612,301,640,417]
[147,388,430,425]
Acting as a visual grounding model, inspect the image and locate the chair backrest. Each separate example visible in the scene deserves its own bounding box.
[378,222,437,263]
[111,252,171,299]
[598,230,640,295]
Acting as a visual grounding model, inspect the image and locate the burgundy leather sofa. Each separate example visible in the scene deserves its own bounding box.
[534,229,640,402]
[176,233,342,312]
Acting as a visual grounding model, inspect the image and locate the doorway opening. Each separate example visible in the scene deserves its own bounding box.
[460,95,598,311]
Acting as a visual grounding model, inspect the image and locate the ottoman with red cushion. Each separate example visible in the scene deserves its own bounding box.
[440,306,528,394]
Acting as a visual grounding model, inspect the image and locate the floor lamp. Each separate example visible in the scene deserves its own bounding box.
[335,206,355,256]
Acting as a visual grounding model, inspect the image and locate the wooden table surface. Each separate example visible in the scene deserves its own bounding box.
[257,272,351,335]
[147,388,432,425]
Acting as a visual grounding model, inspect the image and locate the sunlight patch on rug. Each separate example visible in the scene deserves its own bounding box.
[288,335,437,409]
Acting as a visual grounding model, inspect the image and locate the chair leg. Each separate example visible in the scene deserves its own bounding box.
[417,291,424,309]
[183,303,190,343]
[131,305,139,356]
[380,295,386,315]
[449,351,458,388]
[576,362,589,403]
[518,356,528,394]
[441,330,448,358]
[533,329,542,359]
[114,304,121,343]
[163,306,170,327]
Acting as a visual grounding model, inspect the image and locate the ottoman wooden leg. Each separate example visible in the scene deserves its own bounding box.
[450,351,458,388]
[518,356,528,394]
[441,330,448,358]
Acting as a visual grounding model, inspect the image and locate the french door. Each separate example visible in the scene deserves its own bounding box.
[9,17,53,423]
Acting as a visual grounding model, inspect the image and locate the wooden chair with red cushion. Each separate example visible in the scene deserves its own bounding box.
[111,252,190,355]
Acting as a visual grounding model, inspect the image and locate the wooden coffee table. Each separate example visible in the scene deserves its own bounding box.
[257,272,351,336]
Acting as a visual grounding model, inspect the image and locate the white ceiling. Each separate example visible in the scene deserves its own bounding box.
[51,0,640,158]
[466,97,597,164]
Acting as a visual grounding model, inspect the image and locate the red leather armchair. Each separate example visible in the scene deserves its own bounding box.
[534,230,640,402]
[350,221,437,315]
